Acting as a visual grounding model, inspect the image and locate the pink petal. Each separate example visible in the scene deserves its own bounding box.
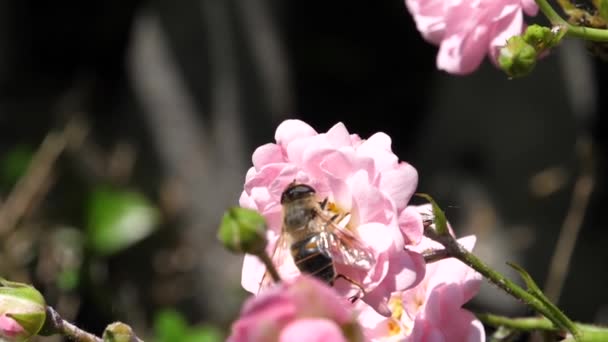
[325,176,353,212]
[252,143,285,171]
[325,122,353,147]
[239,191,256,210]
[379,162,418,212]
[350,171,394,225]
[287,276,353,323]
[488,10,524,64]
[279,319,347,342]
[364,250,425,317]
[356,133,398,172]
[435,308,485,342]
[521,0,539,16]
[0,315,24,338]
[398,206,424,245]
[285,135,322,166]
[241,253,268,294]
[275,119,318,147]
[319,149,356,180]
[437,28,490,75]
[229,291,296,342]
[406,2,448,44]
[410,317,446,342]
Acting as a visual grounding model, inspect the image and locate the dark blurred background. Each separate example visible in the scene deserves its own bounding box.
[0,0,606,340]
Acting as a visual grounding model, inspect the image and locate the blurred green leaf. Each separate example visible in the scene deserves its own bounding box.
[184,326,223,342]
[154,310,188,342]
[56,269,80,291]
[86,186,159,256]
[153,310,223,342]
[0,145,33,188]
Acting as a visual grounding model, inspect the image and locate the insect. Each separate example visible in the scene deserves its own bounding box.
[259,182,375,300]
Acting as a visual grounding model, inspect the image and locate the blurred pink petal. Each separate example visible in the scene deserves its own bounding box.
[228,275,362,342]
[279,319,347,342]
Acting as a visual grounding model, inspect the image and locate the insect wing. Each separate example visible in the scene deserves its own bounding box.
[315,214,375,270]
[258,230,291,293]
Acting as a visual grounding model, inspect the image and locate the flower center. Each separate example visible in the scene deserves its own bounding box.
[324,201,352,230]
[386,296,405,336]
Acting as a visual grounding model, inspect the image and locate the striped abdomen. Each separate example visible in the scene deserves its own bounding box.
[290,234,335,285]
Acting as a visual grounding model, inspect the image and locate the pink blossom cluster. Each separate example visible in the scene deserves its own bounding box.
[404,0,538,74]
[229,120,485,341]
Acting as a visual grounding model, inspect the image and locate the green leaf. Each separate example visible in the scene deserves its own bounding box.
[154,310,188,342]
[184,326,224,342]
[414,193,448,235]
[86,186,159,256]
[56,269,80,291]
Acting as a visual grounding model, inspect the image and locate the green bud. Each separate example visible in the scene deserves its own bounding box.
[523,24,565,51]
[218,207,268,255]
[103,322,138,342]
[498,36,538,79]
[0,278,46,341]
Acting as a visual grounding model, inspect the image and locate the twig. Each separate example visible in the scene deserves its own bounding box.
[0,119,86,237]
[43,306,103,342]
[479,312,608,341]
[421,248,451,263]
[543,136,594,303]
[42,306,145,342]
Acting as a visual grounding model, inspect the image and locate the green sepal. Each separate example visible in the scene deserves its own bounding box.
[0,279,45,306]
[498,36,538,79]
[7,312,46,337]
[218,207,268,255]
[414,193,448,235]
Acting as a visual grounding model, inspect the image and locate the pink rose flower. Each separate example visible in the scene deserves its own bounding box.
[358,231,485,341]
[0,314,26,341]
[227,274,364,342]
[239,119,425,316]
[404,0,538,74]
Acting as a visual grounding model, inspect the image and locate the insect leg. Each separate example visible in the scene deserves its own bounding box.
[319,197,328,210]
[334,273,366,303]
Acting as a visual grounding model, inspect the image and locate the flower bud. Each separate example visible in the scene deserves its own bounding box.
[498,36,537,79]
[0,279,46,341]
[523,24,564,51]
[218,207,268,255]
[103,322,138,342]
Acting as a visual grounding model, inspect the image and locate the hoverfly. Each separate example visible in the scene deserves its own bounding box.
[259,182,375,301]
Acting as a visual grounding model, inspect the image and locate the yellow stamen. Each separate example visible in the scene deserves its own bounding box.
[387,318,401,336]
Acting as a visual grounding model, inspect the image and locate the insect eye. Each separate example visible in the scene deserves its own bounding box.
[281,184,316,203]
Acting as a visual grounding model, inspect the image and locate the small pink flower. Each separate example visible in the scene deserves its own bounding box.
[239,119,425,316]
[0,314,26,340]
[404,0,538,74]
[358,207,484,341]
[227,275,364,342]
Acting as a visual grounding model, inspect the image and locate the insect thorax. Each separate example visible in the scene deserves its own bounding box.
[283,204,316,233]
